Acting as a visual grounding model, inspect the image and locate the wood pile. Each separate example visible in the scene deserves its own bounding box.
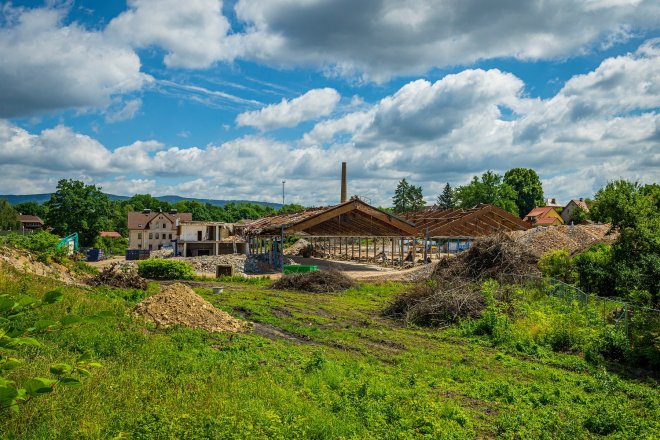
[508,224,615,258]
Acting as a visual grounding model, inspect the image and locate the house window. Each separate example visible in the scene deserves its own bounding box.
[163,223,166,228]
[137,233,142,239]
[155,233,159,239]
[149,233,153,239]
[137,244,141,249]
[148,244,153,250]
[169,234,172,239]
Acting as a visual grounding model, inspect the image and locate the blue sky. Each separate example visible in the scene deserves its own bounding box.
[1,0,658,207]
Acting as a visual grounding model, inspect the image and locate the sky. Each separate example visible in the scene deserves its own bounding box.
[0,0,658,207]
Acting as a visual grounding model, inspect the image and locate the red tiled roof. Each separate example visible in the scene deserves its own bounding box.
[127,211,192,230]
[535,217,561,225]
[99,231,122,238]
[525,206,555,218]
[568,199,589,211]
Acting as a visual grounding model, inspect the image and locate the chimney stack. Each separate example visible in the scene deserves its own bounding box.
[341,162,347,203]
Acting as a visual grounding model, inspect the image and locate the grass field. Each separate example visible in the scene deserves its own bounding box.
[1,265,659,439]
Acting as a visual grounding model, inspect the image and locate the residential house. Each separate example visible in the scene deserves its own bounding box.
[561,199,589,224]
[127,210,192,251]
[99,231,122,238]
[18,215,44,231]
[524,206,564,226]
[177,221,246,257]
[544,197,562,208]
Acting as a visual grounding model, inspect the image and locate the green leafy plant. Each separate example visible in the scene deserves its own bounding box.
[538,249,577,283]
[0,289,101,413]
[138,259,195,280]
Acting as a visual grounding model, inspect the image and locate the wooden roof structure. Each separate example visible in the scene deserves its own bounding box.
[243,197,417,237]
[404,204,531,237]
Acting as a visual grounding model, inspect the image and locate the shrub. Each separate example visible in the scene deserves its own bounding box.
[93,235,128,256]
[138,259,194,280]
[574,244,615,296]
[538,249,576,283]
[0,231,67,263]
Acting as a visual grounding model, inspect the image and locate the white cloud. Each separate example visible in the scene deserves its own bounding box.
[106,0,235,69]
[233,0,660,80]
[105,98,143,123]
[0,6,151,117]
[236,88,340,131]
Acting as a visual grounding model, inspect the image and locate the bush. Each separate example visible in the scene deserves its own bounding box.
[574,244,615,296]
[93,235,128,256]
[0,231,67,263]
[138,259,195,280]
[538,249,577,283]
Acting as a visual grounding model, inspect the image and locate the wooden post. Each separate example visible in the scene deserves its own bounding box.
[391,238,395,265]
[351,238,355,260]
[359,238,362,261]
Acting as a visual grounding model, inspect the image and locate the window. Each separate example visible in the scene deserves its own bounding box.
[149,233,153,240]
[169,234,172,239]
[137,233,142,239]
[138,224,143,228]
[137,244,141,249]
[155,233,159,239]
[148,244,153,250]
[163,223,166,228]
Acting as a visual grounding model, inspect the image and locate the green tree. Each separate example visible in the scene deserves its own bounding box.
[436,183,454,209]
[44,180,113,247]
[125,194,172,212]
[13,201,47,219]
[454,171,518,215]
[0,199,19,230]
[278,204,306,214]
[503,168,544,218]
[392,179,425,213]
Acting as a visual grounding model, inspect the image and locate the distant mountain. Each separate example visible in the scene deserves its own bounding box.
[0,193,281,209]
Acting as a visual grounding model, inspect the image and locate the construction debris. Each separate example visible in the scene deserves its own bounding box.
[272,270,357,293]
[284,238,310,256]
[88,263,147,290]
[173,255,249,275]
[134,283,250,333]
[508,224,615,258]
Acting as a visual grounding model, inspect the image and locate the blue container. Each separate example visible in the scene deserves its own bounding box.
[86,248,104,262]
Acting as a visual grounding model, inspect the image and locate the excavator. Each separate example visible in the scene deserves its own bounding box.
[56,232,79,255]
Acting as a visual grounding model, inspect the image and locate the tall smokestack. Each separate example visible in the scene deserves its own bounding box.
[341,162,347,203]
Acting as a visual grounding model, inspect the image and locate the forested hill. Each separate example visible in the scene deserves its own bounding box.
[0,193,281,209]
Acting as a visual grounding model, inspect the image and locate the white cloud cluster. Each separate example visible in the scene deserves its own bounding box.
[106,0,235,69]
[233,0,660,80]
[236,88,340,131]
[1,41,658,206]
[0,6,151,118]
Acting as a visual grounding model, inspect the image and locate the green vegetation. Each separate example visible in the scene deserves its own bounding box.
[392,178,425,213]
[538,249,577,284]
[436,182,454,208]
[0,199,19,230]
[137,259,195,280]
[0,231,67,263]
[1,263,658,438]
[93,235,129,257]
[454,170,519,216]
[503,168,544,218]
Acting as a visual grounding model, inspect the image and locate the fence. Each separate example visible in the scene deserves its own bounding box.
[500,273,660,344]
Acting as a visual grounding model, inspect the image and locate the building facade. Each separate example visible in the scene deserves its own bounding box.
[178,221,246,256]
[127,210,192,251]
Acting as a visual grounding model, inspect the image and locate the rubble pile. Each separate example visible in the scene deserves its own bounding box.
[272,270,356,293]
[134,283,250,333]
[508,224,615,258]
[284,238,310,256]
[173,255,248,275]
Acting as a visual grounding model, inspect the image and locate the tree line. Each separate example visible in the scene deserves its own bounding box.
[0,179,304,247]
[391,167,545,217]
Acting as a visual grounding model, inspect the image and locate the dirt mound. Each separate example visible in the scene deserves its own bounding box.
[0,246,80,285]
[88,263,147,289]
[134,283,249,333]
[284,238,310,256]
[272,270,356,293]
[508,224,615,258]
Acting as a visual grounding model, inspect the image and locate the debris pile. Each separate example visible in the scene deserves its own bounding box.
[173,255,248,275]
[508,224,615,258]
[150,248,174,258]
[88,263,147,289]
[284,238,311,256]
[134,283,249,333]
[272,270,356,293]
[385,235,538,327]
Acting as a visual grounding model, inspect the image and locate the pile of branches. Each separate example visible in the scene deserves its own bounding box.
[385,279,485,327]
[88,263,148,290]
[272,270,356,293]
[385,235,537,327]
[434,234,539,282]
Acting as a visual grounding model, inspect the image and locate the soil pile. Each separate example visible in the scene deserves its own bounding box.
[509,224,615,258]
[0,246,80,285]
[272,270,356,293]
[88,263,147,289]
[284,238,311,256]
[134,283,249,333]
